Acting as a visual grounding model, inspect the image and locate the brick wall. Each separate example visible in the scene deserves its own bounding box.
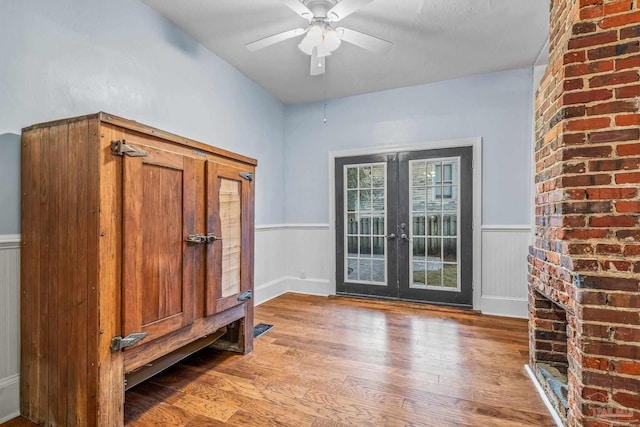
[529,0,640,426]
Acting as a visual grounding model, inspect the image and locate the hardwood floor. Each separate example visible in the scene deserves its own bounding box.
[3,293,553,426]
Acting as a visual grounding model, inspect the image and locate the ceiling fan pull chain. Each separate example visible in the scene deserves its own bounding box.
[323,100,327,124]
[323,70,328,124]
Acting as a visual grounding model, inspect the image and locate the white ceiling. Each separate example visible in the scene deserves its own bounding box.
[141,0,550,104]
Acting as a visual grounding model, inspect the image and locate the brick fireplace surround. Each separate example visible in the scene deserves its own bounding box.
[528,0,640,426]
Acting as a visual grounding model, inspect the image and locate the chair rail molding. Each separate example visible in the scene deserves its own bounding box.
[0,235,20,247]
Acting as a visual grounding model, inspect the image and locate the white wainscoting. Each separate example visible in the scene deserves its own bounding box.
[0,235,20,423]
[480,225,532,318]
[254,225,332,305]
[254,224,532,318]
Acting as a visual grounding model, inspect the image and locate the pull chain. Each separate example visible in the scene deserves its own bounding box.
[323,100,327,124]
[323,69,327,124]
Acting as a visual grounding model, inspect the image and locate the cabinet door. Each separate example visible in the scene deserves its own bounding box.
[122,146,196,344]
[205,161,254,316]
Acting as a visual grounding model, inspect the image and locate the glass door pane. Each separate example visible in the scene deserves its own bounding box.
[397,146,473,307]
[409,158,460,291]
[335,153,399,299]
[344,163,387,285]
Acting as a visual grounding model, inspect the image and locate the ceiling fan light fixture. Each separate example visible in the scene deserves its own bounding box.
[298,22,341,57]
[321,26,341,55]
[298,22,322,55]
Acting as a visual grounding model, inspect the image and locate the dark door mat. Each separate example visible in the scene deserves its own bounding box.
[253,323,274,338]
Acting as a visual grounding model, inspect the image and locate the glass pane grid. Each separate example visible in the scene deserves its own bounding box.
[409,158,461,291]
[345,163,387,285]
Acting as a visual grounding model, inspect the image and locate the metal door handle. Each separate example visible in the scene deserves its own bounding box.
[401,233,411,241]
[386,233,396,240]
[185,234,207,245]
[205,233,223,244]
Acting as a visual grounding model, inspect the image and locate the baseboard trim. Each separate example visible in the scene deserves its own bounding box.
[0,412,20,425]
[0,374,20,424]
[258,279,527,319]
[254,276,333,307]
[480,296,528,318]
[525,365,565,427]
[254,277,290,306]
[284,277,332,296]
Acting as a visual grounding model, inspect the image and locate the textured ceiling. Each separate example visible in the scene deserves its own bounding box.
[141,0,550,104]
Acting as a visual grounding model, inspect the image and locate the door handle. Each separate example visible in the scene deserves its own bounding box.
[205,233,223,244]
[186,233,224,245]
[400,233,411,241]
[185,234,207,245]
[386,233,396,240]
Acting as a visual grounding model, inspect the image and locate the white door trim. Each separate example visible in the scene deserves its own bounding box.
[328,137,483,309]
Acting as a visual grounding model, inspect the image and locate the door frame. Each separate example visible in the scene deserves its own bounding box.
[328,137,483,310]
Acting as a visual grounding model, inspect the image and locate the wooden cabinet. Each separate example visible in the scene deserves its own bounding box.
[20,113,256,427]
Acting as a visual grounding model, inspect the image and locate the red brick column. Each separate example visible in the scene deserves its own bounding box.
[529,0,640,426]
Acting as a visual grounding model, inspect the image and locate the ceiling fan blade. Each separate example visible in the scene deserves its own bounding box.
[336,27,392,54]
[310,47,326,76]
[245,28,307,52]
[282,0,314,21]
[327,0,375,22]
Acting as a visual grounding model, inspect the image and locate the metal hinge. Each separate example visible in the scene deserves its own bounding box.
[240,172,253,182]
[110,140,148,157]
[110,332,147,352]
[238,290,252,301]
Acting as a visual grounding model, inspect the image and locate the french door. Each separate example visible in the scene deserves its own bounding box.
[335,147,473,307]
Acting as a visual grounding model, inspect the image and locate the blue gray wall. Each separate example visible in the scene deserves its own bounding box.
[0,0,535,230]
[284,67,534,225]
[0,0,286,228]
[0,134,20,235]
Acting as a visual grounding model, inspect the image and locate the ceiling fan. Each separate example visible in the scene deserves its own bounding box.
[245,0,392,76]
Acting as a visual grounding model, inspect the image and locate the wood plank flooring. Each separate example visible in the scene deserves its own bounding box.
[3,293,553,426]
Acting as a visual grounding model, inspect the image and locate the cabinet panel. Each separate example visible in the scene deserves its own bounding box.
[219,178,242,298]
[122,147,196,343]
[205,161,253,316]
